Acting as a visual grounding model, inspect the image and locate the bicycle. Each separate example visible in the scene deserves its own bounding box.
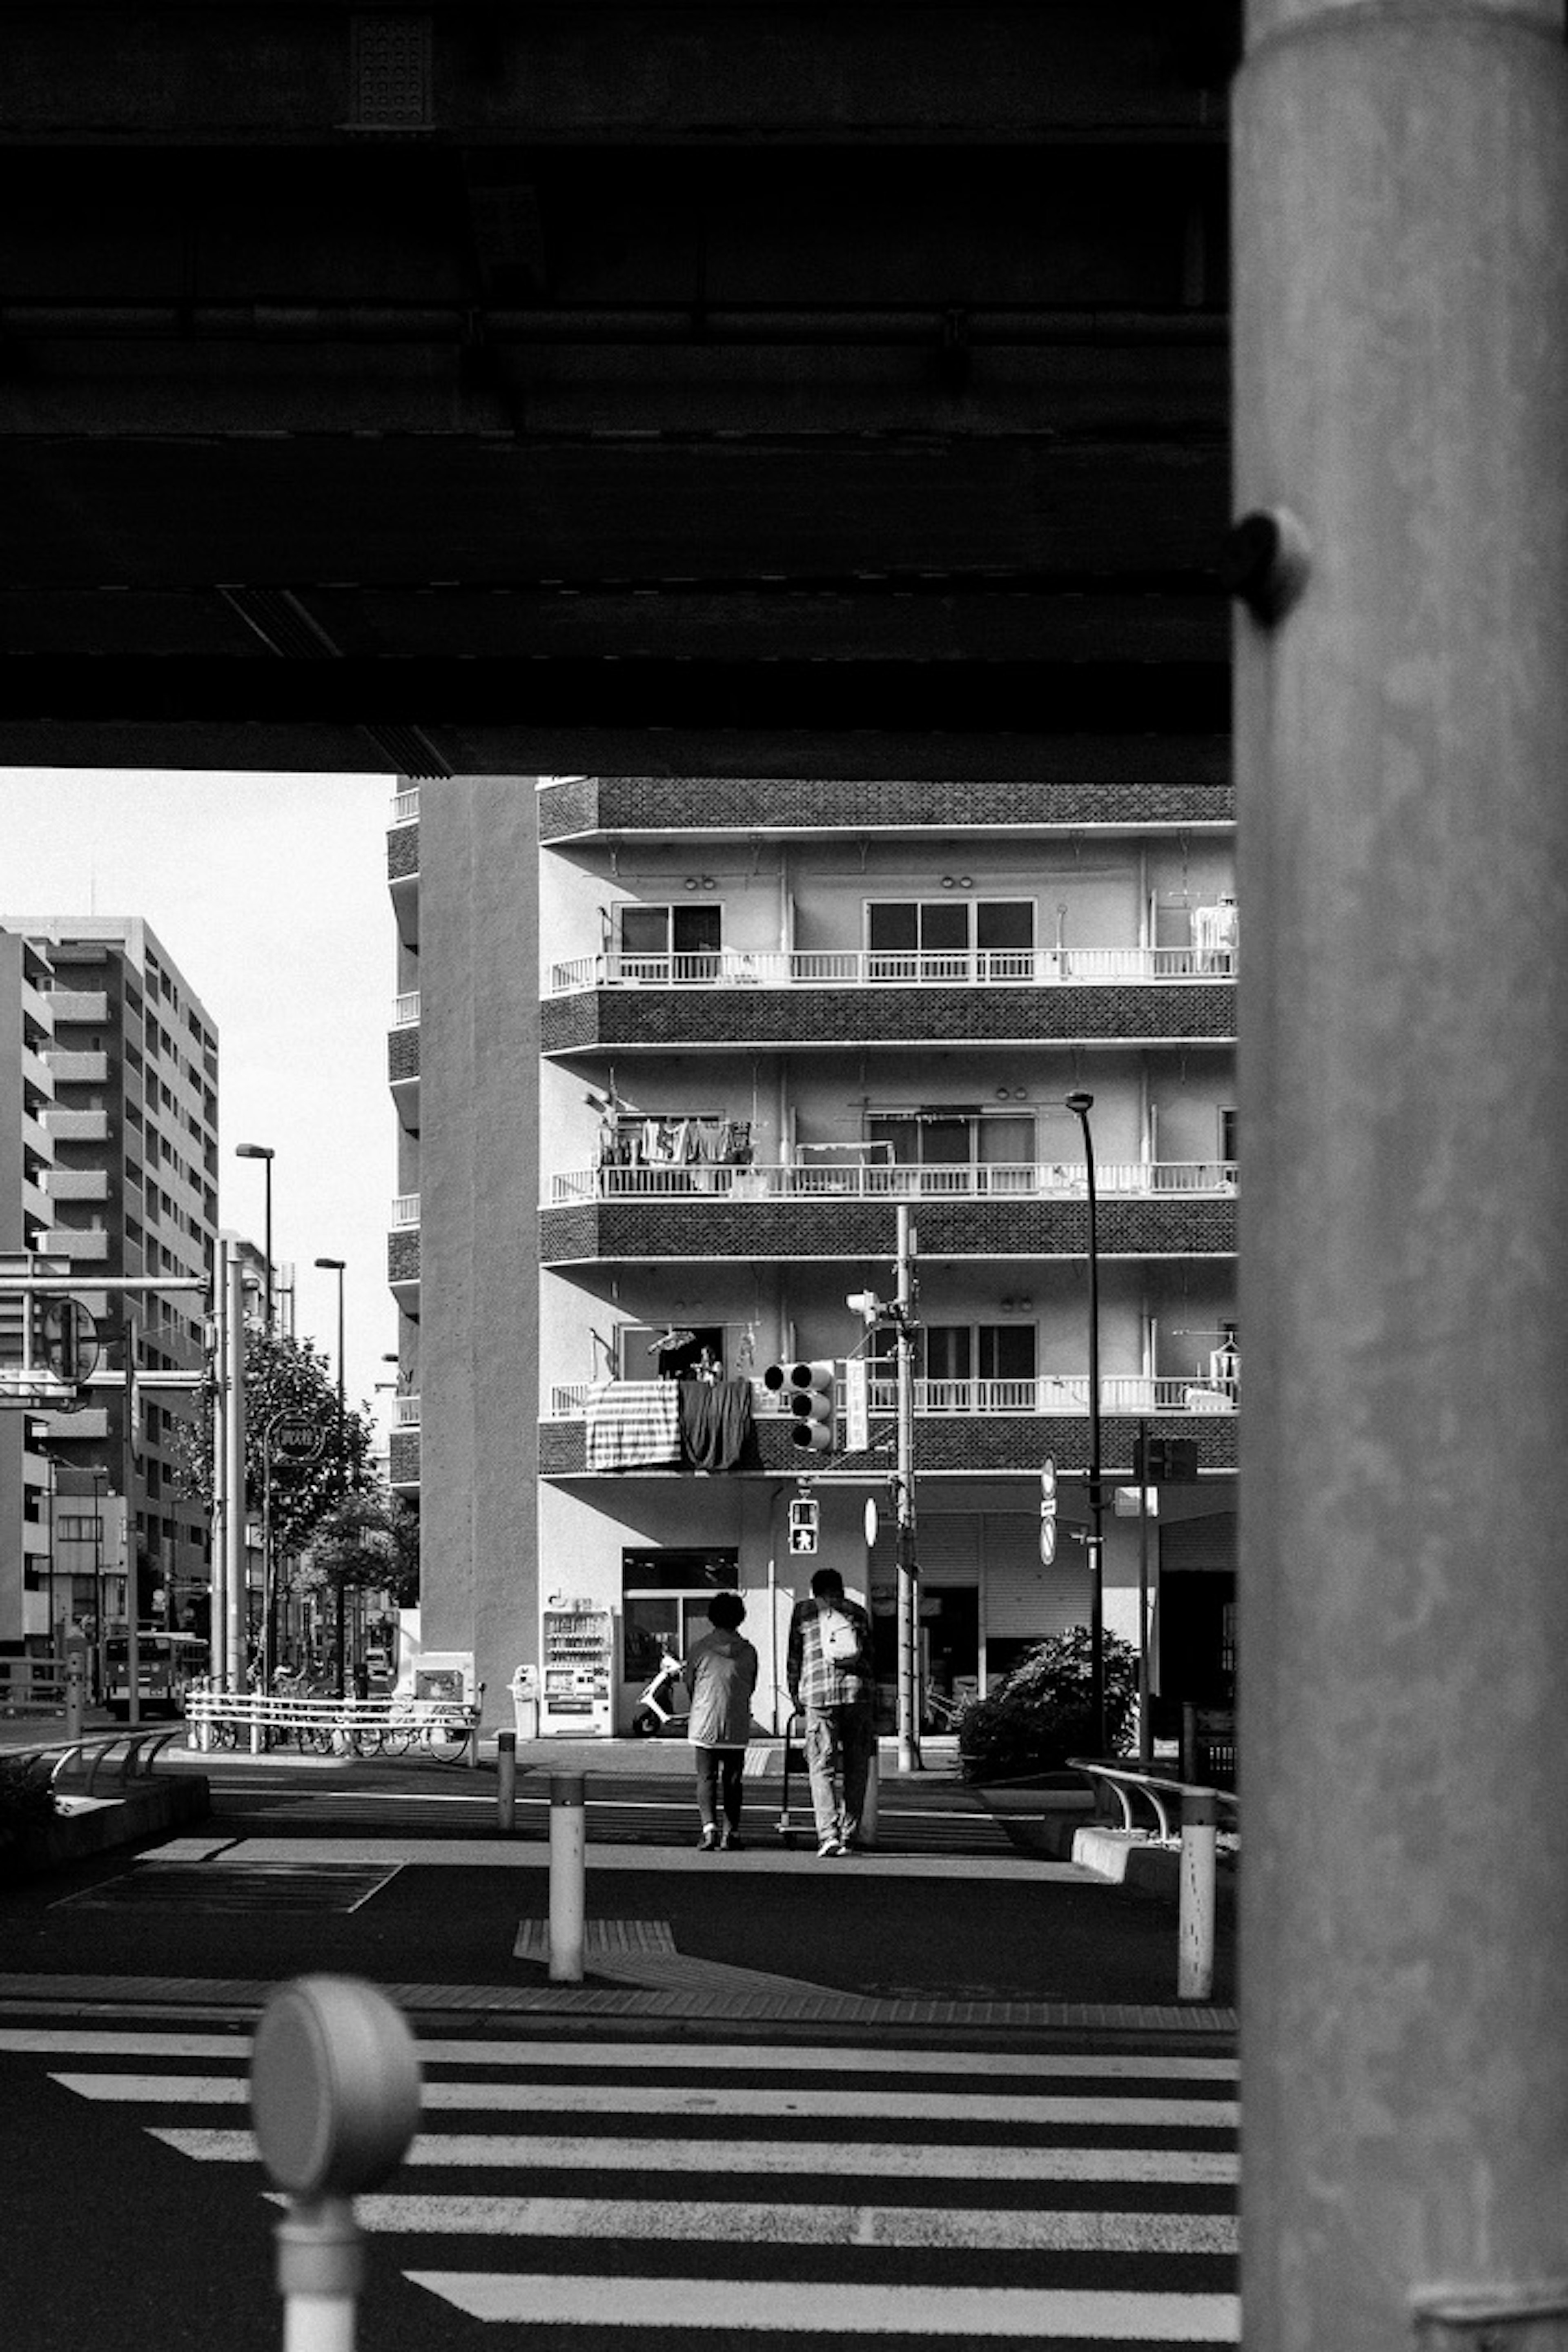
[419,1705,475,1765]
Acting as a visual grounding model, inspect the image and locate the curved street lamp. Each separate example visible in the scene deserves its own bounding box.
[1064,1091,1106,1754]
[235,1143,276,1331]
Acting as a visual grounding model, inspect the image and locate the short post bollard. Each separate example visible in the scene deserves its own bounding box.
[250,1975,422,2352]
[1178,1785,1218,2002]
[860,1746,880,1848]
[549,1771,587,1982]
[250,1685,265,1757]
[496,1729,517,1834]
[63,1632,86,1741]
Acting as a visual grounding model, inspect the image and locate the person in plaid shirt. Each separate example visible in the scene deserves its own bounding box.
[787,1566,875,1856]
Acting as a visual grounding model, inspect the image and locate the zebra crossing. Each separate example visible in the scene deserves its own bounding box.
[4,2022,1239,2345]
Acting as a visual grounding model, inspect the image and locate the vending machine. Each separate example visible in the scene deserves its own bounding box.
[539,1599,615,1735]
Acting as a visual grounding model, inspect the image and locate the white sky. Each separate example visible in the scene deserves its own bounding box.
[2,767,402,1445]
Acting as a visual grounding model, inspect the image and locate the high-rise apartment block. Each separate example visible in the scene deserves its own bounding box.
[388,774,1237,1738]
[0,918,217,1656]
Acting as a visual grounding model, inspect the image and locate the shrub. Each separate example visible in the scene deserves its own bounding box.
[0,1756,61,1852]
[958,1626,1138,1783]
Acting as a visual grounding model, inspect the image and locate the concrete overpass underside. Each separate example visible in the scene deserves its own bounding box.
[0,0,1236,782]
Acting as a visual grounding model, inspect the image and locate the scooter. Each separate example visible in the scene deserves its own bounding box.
[631,1648,689,1737]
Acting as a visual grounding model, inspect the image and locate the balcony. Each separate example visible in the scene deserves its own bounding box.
[540,1159,1237,1265]
[38,1227,109,1262]
[391,1193,421,1227]
[42,1107,109,1143]
[547,944,1234,996]
[49,990,109,1022]
[550,1374,1237,1420]
[392,1393,421,1430]
[43,1049,109,1085]
[41,1167,109,1203]
[390,787,421,827]
[551,1158,1234,1206]
[393,991,421,1026]
[539,1372,1238,1479]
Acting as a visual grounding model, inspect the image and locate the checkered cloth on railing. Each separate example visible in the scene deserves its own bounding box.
[585,1379,684,1470]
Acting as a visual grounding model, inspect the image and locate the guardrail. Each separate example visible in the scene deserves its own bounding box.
[184,1687,485,1767]
[1068,1758,1238,2004]
[3,1727,186,1797]
[0,1659,69,1718]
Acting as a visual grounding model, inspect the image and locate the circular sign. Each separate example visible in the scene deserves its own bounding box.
[1040,1456,1057,1503]
[863,1497,879,1548]
[271,1413,326,1464]
[250,1976,421,2198]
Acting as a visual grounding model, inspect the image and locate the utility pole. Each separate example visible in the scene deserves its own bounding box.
[223,1245,246,1689]
[1232,2,1568,2342]
[122,1314,140,1727]
[849,1207,922,1773]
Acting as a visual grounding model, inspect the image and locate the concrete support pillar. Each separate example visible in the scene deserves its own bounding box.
[1233,3,1568,2344]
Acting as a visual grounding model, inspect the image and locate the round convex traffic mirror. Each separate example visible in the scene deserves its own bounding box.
[250,1976,421,2198]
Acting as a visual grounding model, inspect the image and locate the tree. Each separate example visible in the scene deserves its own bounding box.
[957,1627,1139,1783]
[172,1327,377,1558]
[298,1491,420,1613]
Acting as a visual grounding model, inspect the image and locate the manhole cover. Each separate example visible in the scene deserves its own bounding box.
[54,1861,400,1914]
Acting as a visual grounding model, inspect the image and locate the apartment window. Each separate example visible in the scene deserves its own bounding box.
[1219,1106,1237,1173]
[868,1109,1035,1194]
[866,899,1033,981]
[621,1548,739,1684]
[615,902,722,981]
[919,1323,1038,1408]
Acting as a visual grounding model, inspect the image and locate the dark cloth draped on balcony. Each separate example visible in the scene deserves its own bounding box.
[585,1380,683,1470]
[678,1376,755,1472]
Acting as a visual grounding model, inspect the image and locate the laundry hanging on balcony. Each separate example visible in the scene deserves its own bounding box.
[585,1379,684,1470]
[598,1116,753,1169]
[678,1376,757,1472]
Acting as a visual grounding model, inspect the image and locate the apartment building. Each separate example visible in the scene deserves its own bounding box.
[0,919,218,1653]
[388,774,1237,1738]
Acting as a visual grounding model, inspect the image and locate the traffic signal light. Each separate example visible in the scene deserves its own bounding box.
[764,1359,838,1452]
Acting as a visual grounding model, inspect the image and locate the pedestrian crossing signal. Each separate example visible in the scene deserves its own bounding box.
[788,1496,819,1555]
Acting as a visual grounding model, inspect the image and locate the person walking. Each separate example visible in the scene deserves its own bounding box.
[683,1590,759,1851]
[787,1566,875,1856]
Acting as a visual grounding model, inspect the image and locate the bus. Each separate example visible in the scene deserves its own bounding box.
[103,1630,207,1720]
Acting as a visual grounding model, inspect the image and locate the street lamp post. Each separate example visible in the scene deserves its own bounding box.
[314,1256,347,1695]
[1065,1090,1106,1755]
[235,1144,276,1331]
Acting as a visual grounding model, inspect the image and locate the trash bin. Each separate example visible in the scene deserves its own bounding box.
[510,1664,540,1740]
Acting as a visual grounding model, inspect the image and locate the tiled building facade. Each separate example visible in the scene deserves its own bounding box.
[0,919,217,1655]
[388,775,1237,1737]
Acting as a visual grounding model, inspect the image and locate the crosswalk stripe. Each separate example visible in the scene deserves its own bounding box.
[322,2192,1238,2254]
[1,2026,1235,2080]
[404,2271,1241,2340]
[151,2127,1239,2183]
[56,2071,1234,2129]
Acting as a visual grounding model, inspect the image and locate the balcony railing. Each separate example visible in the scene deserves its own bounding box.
[548,1374,1238,1419]
[547,945,1235,996]
[550,1158,1236,1206]
[390,787,421,826]
[390,1194,421,1227]
[392,1394,421,1429]
[393,991,421,1027]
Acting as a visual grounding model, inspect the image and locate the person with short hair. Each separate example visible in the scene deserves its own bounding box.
[683,1589,759,1851]
[787,1566,875,1856]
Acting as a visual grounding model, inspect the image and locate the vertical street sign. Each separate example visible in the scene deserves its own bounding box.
[844,1356,870,1454]
[1040,1455,1057,1565]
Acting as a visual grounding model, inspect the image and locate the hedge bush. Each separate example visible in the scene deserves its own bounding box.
[958,1626,1138,1783]
[0,1756,60,1863]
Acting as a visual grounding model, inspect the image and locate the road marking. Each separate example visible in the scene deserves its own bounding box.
[0,2029,1236,2081]
[307,2192,1238,2254]
[151,2127,1239,2183]
[53,2072,1235,2128]
[405,2271,1240,2339]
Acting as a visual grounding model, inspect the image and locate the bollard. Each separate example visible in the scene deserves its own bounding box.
[496,1730,517,1834]
[63,1633,86,1742]
[250,1975,421,2352]
[1177,1785,1218,2002]
[250,1686,264,1757]
[548,1771,586,1982]
[859,1746,880,1848]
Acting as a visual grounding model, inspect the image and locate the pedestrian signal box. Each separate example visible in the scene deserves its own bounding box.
[788,1496,820,1555]
[1133,1435,1200,1484]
